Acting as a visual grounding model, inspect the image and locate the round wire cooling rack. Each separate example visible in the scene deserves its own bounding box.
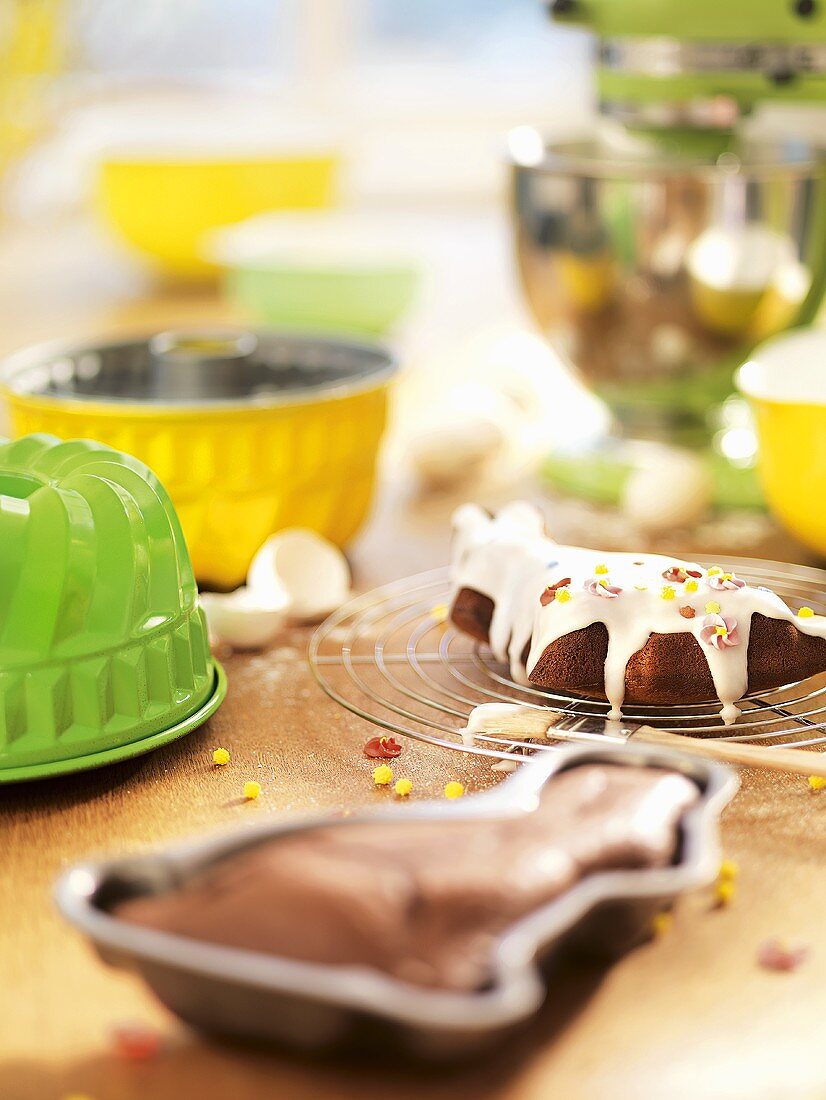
[309,558,826,764]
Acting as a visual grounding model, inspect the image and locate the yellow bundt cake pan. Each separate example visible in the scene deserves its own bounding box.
[1,330,397,589]
[0,434,225,782]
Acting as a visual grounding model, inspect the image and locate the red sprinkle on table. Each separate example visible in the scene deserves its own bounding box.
[757,938,809,972]
[364,736,402,759]
[111,1023,162,1061]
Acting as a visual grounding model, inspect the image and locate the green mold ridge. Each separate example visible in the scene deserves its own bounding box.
[0,435,215,771]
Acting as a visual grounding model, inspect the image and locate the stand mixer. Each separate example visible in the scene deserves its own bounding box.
[510,0,826,508]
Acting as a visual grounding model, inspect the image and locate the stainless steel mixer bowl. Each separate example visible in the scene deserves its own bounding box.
[509,128,826,440]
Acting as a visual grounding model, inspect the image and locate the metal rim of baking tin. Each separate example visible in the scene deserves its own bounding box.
[0,661,226,784]
[0,328,398,414]
[55,744,737,1036]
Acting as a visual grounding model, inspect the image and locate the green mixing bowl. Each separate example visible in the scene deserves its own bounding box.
[205,212,422,336]
[225,264,419,336]
[0,435,225,782]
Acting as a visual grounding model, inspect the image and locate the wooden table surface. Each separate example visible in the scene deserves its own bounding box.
[1,221,825,1100]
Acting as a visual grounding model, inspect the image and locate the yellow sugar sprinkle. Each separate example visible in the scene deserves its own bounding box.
[685,579,699,593]
[243,781,261,800]
[661,586,676,601]
[594,563,609,575]
[707,567,723,576]
[718,859,739,881]
[212,747,230,767]
[798,606,815,619]
[555,588,572,603]
[394,778,413,797]
[634,583,648,591]
[430,603,449,623]
[715,880,736,907]
[372,764,393,786]
[705,600,721,615]
[652,911,673,937]
[715,625,728,636]
[444,781,465,800]
[808,775,826,791]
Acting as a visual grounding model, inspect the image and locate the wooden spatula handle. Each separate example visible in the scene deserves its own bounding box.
[636,725,826,778]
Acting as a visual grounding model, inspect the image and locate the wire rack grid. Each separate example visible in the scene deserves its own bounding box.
[309,559,826,764]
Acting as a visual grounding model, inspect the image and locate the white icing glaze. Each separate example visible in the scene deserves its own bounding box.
[450,503,826,725]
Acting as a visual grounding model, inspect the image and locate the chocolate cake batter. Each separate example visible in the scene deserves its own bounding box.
[118,764,698,992]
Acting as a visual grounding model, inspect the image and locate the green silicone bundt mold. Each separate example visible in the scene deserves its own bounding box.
[0,434,224,780]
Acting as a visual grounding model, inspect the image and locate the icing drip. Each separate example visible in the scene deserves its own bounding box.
[449,502,826,725]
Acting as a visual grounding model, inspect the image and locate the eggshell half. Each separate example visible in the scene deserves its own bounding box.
[248,528,351,622]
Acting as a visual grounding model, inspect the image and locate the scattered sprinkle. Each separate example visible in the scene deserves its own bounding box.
[444,781,465,800]
[594,563,609,575]
[541,577,572,605]
[430,603,449,623]
[719,859,739,881]
[707,566,723,576]
[394,778,413,797]
[372,764,394,786]
[679,605,696,619]
[798,606,815,619]
[757,937,809,972]
[662,566,687,584]
[633,561,644,566]
[111,1023,162,1061]
[212,747,230,767]
[364,736,402,759]
[807,775,826,791]
[555,588,572,604]
[705,600,721,614]
[652,911,673,937]
[243,781,261,800]
[685,579,699,593]
[715,880,736,907]
[661,585,676,601]
[634,583,648,591]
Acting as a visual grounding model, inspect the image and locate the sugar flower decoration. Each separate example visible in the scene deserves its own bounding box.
[585,577,622,598]
[706,571,746,592]
[701,613,739,649]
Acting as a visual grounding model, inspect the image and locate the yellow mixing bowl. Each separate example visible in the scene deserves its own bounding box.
[1,330,396,588]
[97,154,339,279]
[737,327,826,557]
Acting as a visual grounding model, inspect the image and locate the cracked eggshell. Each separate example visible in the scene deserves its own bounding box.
[199,588,287,650]
[248,528,351,622]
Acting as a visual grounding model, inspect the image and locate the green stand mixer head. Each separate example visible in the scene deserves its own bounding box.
[0,435,225,782]
[550,0,826,130]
